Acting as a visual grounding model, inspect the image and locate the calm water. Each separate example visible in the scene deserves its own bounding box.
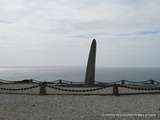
[0,66,160,82]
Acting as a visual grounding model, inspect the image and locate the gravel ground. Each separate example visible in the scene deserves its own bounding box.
[0,94,160,120]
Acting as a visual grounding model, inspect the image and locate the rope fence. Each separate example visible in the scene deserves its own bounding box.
[0,84,40,91]
[119,84,160,91]
[0,80,160,95]
[46,84,112,92]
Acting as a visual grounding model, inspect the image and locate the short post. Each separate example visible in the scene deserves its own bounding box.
[40,82,46,95]
[121,80,125,85]
[59,80,62,84]
[113,84,119,96]
[150,80,154,84]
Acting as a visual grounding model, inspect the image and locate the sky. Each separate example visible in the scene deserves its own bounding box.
[0,0,160,67]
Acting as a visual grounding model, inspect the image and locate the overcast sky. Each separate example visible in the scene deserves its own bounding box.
[0,0,160,67]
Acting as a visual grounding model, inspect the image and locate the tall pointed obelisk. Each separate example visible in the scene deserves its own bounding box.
[85,39,97,85]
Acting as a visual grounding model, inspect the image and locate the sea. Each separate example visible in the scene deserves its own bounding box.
[0,66,160,82]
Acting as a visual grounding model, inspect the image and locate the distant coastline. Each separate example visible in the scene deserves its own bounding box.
[0,67,160,82]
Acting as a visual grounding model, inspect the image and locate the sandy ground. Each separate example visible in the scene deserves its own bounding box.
[0,94,160,120]
[0,84,160,120]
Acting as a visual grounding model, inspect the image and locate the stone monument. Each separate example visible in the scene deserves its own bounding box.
[85,39,97,85]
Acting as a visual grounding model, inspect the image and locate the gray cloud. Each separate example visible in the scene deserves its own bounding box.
[137,31,160,35]
[0,0,160,67]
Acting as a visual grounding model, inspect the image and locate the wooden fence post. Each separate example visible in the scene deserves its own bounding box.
[40,82,46,95]
[150,80,154,84]
[113,84,119,96]
[121,80,125,85]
